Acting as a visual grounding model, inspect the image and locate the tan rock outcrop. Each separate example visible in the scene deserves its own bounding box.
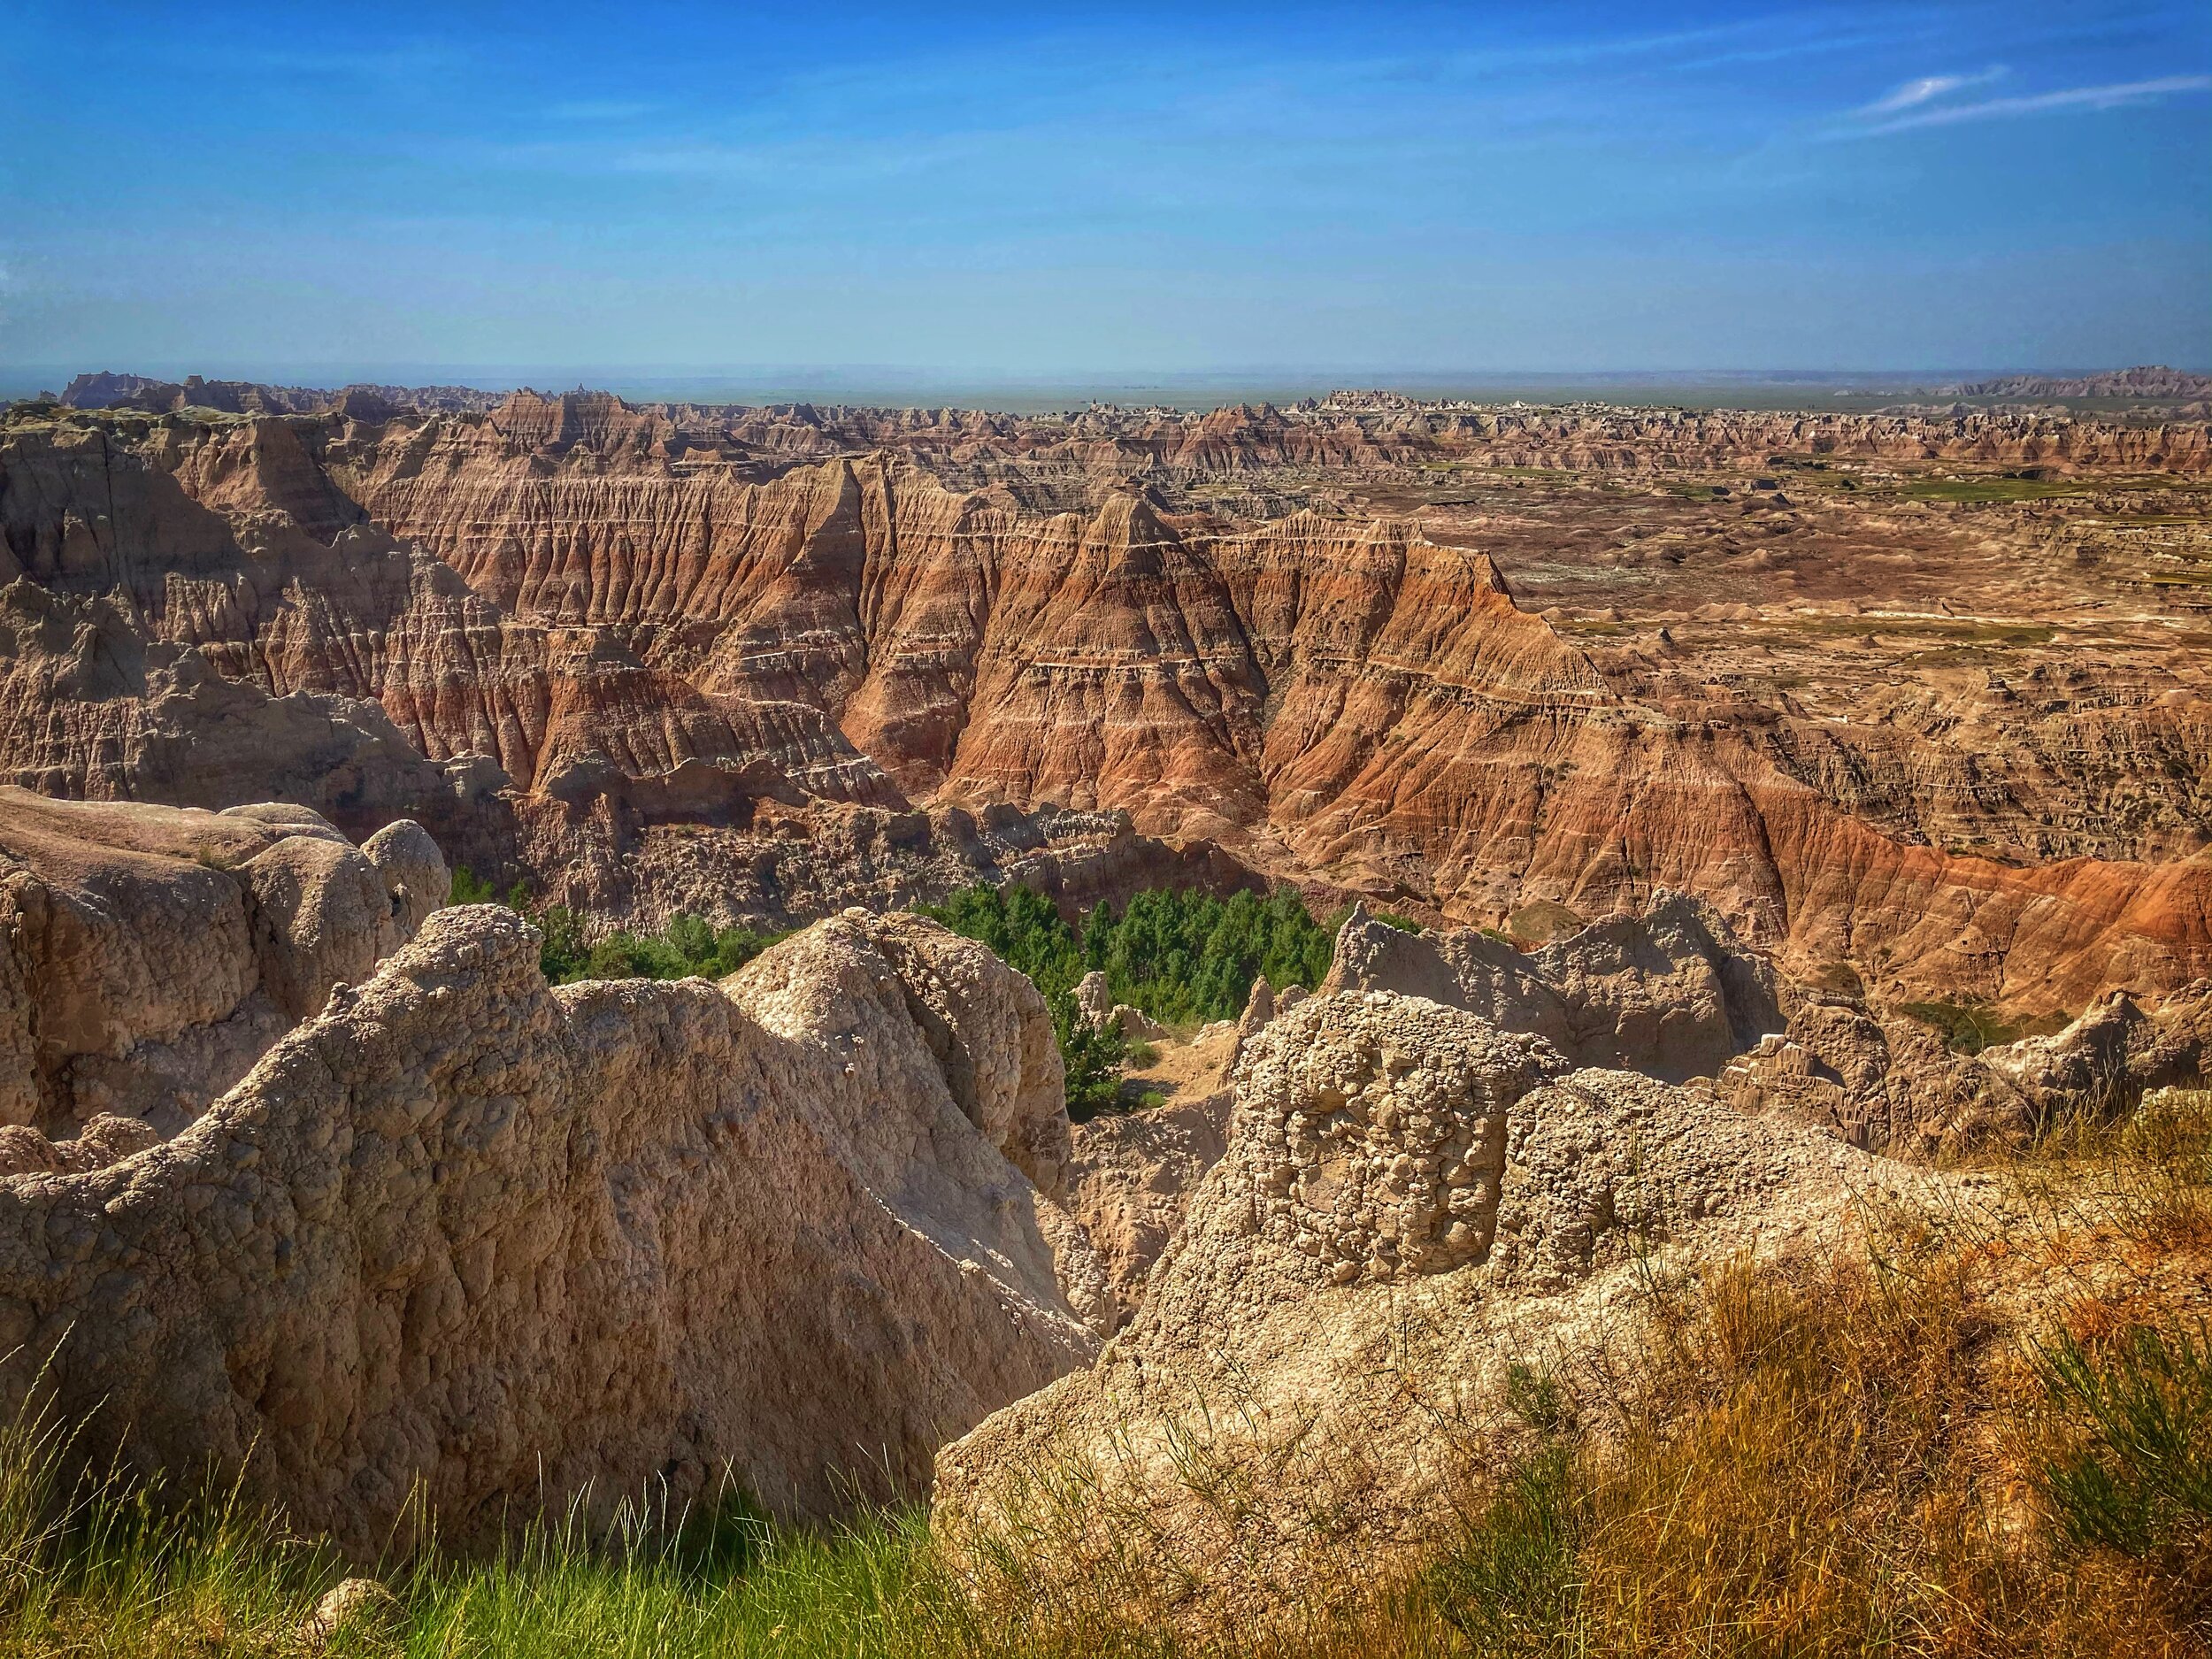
[934,989,1909,1624]
[1980,980,2211,1113]
[1323,892,1782,1082]
[0,787,446,1133]
[1059,1090,1232,1322]
[0,906,1094,1554]
[1731,977,2212,1149]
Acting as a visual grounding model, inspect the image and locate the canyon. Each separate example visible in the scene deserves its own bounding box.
[4,381,2208,1017]
[7,786,2199,1578]
[0,426,2201,1601]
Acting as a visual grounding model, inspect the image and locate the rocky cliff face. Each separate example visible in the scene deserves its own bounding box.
[4,399,2208,1010]
[1322,893,1782,1082]
[1722,973,2212,1150]
[0,787,444,1133]
[0,904,1096,1553]
[934,988,1916,1624]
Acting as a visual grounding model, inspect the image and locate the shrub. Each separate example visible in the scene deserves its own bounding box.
[449,864,530,910]
[1079,885,1338,1025]
[1049,988,1127,1121]
[1426,1440,1584,1658]
[537,905,590,983]
[443,871,784,987]
[569,919,787,987]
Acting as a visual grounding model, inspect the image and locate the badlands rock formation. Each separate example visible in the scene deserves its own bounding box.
[936,988,1911,1622]
[1322,893,1782,1082]
[0,787,444,1134]
[1724,974,2212,1150]
[0,905,1095,1552]
[1059,1090,1232,1322]
[4,392,2209,1012]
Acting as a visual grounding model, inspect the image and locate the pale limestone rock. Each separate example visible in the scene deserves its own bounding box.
[936,989,1910,1626]
[0,787,444,1133]
[1111,1004,1167,1041]
[1739,979,2212,1151]
[1075,971,1112,1028]
[1322,891,1780,1082]
[1981,982,2212,1115]
[1061,1089,1232,1324]
[360,818,451,936]
[294,1578,396,1649]
[0,907,1094,1555]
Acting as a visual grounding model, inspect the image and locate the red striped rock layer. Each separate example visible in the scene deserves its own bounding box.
[308,412,2212,1006]
[4,409,2208,1010]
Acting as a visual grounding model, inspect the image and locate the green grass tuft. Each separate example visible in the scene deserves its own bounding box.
[2035,1324,2212,1560]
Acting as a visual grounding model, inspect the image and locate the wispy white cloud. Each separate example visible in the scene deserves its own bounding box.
[1852,73,2211,134]
[230,42,466,83]
[1859,67,2004,115]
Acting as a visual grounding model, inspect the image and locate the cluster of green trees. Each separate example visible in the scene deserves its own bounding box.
[913,884,1121,1113]
[916,882,1395,1117]
[449,867,786,987]
[451,864,1408,1117]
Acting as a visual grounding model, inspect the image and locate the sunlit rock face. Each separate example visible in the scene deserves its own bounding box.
[4,397,2209,1009]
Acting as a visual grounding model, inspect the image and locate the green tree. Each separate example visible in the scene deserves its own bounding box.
[918,880,1355,1112]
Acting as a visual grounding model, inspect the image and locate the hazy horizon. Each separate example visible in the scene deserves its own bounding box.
[4,2,2207,377]
[8,362,2204,419]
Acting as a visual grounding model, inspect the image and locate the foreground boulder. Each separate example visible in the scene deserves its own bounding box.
[0,906,1094,1552]
[0,788,446,1133]
[934,988,1906,1622]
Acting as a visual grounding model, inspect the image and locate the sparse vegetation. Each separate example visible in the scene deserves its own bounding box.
[8,1085,2205,1655]
[1901,995,2025,1053]
[2035,1324,2212,1564]
[447,866,787,987]
[1506,897,1585,947]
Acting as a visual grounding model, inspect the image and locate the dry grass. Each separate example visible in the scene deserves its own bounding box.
[1425,1086,2212,1659]
[2,1093,2207,1656]
[953,1087,2212,1657]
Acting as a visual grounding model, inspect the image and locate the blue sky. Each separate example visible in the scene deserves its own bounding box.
[2,1,2207,380]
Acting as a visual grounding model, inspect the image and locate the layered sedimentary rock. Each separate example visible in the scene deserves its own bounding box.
[4,398,2208,1010]
[0,906,1094,1552]
[0,787,444,1133]
[935,989,1905,1624]
[1322,893,1782,1082]
[1724,975,2212,1149]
